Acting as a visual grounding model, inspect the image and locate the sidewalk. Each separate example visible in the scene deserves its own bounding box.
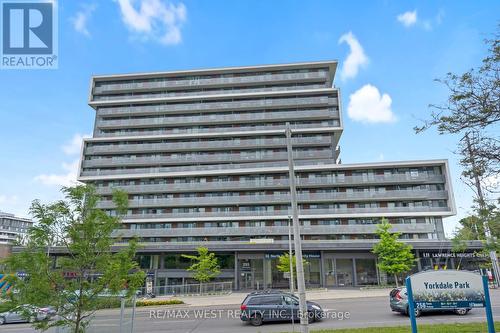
[155,288,393,307]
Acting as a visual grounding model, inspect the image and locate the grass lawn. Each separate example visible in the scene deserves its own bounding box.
[304,322,500,333]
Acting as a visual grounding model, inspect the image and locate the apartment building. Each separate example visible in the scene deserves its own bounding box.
[77,61,482,290]
[0,211,33,259]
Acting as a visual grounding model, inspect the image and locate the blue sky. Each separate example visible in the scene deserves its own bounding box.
[0,0,498,236]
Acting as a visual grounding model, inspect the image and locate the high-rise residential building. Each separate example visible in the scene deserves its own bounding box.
[78,61,482,290]
[0,211,33,258]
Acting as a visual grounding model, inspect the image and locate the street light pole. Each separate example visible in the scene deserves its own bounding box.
[288,216,295,333]
[288,216,294,294]
[285,122,309,333]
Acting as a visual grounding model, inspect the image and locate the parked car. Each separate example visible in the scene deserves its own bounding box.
[389,287,470,317]
[0,305,55,325]
[240,290,324,326]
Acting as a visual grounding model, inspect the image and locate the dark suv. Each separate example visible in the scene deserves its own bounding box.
[240,290,324,326]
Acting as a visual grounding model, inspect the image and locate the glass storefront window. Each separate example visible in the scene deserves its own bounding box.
[325,259,335,286]
[239,258,264,290]
[304,258,321,287]
[355,259,378,285]
[336,259,353,286]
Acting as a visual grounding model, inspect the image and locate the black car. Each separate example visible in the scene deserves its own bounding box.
[240,290,324,326]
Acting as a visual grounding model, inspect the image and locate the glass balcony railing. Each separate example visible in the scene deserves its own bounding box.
[96,190,449,209]
[82,150,333,168]
[119,206,452,220]
[96,109,339,129]
[95,121,340,138]
[84,136,333,155]
[93,71,329,95]
[96,96,337,116]
[112,223,436,238]
[95,175,445,195]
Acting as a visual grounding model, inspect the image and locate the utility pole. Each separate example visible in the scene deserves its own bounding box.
[285,122,309,333]
[465,133,500,288]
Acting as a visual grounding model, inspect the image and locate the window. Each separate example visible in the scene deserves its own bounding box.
[262,296,283,305]
[247,297,263,305]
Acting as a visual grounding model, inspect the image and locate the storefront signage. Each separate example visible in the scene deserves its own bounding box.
[421,252,489,259]
[264,253,320,259]
[406,270,495,333]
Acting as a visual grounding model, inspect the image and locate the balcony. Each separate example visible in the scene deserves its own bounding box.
[94,84,328,102]
[94,174,446,194]
[95,109,339,130]
[82,150,333,168]
[112,223,436,238]
[95,121,341,139]
[121,206,452,220]
[93,71,329,95]
[96,96,337,117]
[96,190,449,209]
[85,136,333,155]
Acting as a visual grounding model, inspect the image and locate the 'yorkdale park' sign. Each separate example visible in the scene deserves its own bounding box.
[406,270,496,333]
[410,270,485,309]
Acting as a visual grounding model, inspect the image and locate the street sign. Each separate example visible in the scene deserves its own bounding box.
[406,270,495,333]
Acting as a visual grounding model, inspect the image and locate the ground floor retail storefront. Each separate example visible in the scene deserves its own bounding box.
[139,247,489,291]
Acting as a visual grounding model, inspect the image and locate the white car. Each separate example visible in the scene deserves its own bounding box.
[0,305,55,325]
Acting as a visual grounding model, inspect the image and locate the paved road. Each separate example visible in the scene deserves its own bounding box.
[2,291,499,333]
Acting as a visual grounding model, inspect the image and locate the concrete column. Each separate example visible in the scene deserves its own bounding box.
[319,251,325,288]
[352,258,357,287]
[416,250,422,271]
[159,254,165,269]
[234,251,238,290]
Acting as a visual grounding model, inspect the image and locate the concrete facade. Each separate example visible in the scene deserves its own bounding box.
[77,61,476,290]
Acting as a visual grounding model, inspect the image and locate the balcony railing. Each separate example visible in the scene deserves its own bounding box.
[96,109,339,129]
[85,136,333,155]
[113,223,436,238]
[82,150,333,168]
[96,175,445,195]
[94,84,327,101]
[97,96,337,117]
[120,206,451,220]
[95,121,340,138]
[96,190,449,209]
[93,71,329,95]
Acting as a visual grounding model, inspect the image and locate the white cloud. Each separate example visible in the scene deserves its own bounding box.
[397,9,444,31]
[117,0,187,45]
[35,160,80,187]
[397,10,418,27]
[70,4,97,37]
[347,84,396,124]
[36,134,89,187]
[62,133,90,155]
[338,32,369,80]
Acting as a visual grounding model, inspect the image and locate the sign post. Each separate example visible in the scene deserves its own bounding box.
[405,277,418,333]
[483,275,496,333]
[406,270,496,333]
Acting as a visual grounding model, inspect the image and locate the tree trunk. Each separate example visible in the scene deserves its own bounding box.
[394,274,399,288]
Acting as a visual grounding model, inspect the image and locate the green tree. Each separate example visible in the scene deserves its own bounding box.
[2,185,145,333]
[372,219,415,287]
[415,27,499,187]
[182,247,220,284]
[453,202,500,254]
[276,253,308,289]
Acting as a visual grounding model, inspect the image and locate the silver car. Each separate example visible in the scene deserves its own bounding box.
[0,305,54,325]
